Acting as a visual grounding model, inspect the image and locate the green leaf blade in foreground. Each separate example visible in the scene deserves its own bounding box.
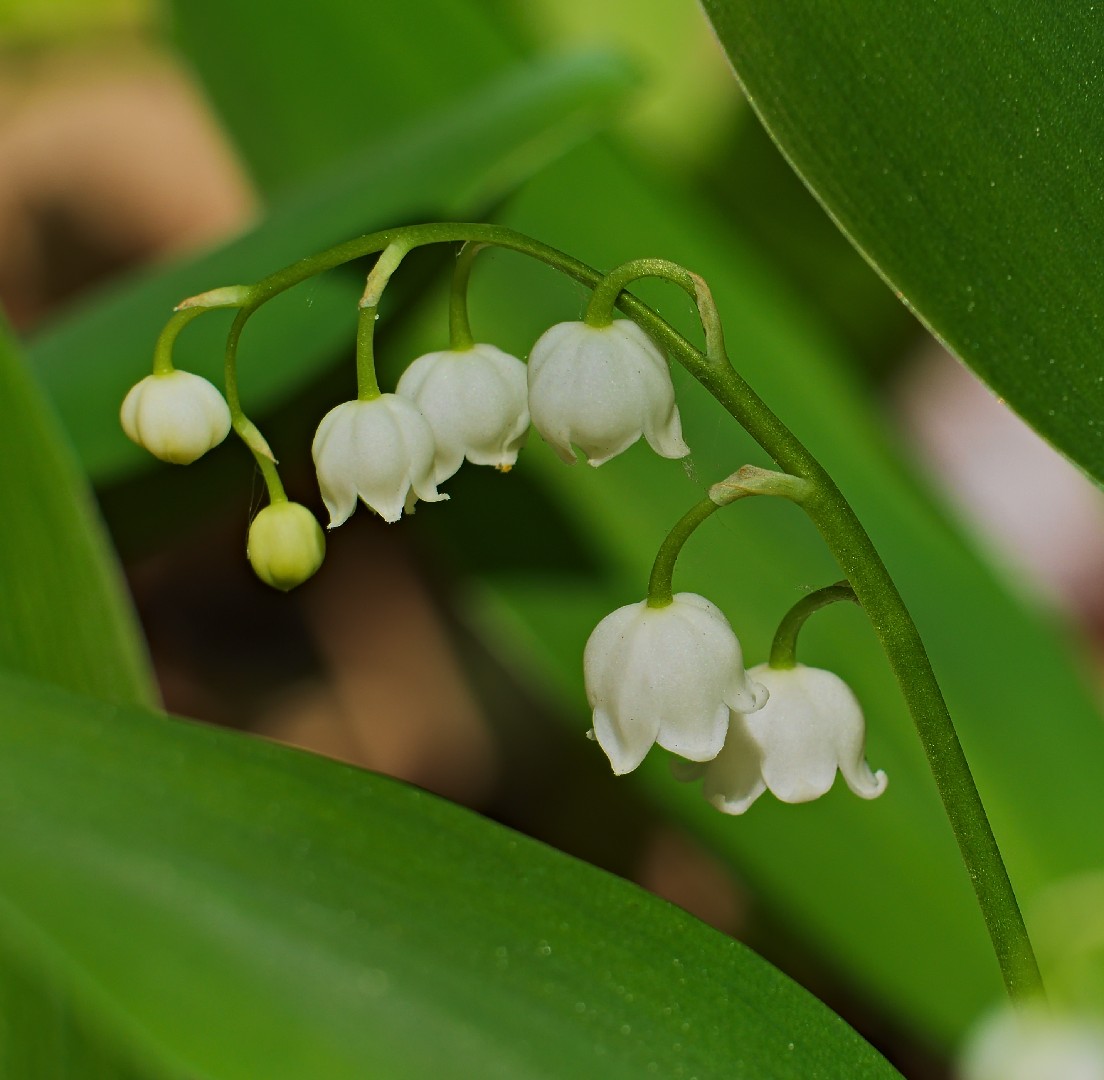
[0,318,152,705]
[28,50,636,484]
[0,951,149,1080]
[0,669,900,1080]
[700,1,1104,485]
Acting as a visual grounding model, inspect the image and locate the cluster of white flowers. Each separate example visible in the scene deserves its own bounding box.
[584,592,887,813]
[120,317,687,589]
[311,319,689,527]
[122,281,886,812]
[121,300,882,809]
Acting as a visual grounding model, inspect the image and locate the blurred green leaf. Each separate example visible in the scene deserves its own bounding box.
[388,138,1104,1045]
[700,1,1104,485]
[487,0,741,172]
[707,114,919,378]
[170,1,522,193]
[27,51,637,484]
[0,317,152,704]
[0,668,900,1079]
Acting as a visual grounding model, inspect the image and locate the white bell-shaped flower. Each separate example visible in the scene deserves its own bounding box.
[527,319,690,466]
[670,714,766,814]
[120,370,231,465]
[395,343,528,483]
[311,395,446,526]
[676,663,886,814]
[246,501,326,591]
[961,1007,1104,1080]
[584,592,767,776]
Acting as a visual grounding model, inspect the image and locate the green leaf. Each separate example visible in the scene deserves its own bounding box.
[0,668,900,1080]
[27,51,637,484]
[699,0,1104,485]
[0,946,149,1080]
[0,317,152,705]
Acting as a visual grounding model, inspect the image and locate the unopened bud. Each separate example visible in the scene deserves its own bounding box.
[246,502,326,591]
[120,370,231,465]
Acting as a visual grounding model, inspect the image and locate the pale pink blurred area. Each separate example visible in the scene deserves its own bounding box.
[0,40,255,329]
[894,341,1104,632]
[258,520,500,807]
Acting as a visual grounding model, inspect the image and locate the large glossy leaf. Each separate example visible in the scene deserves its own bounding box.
[27,51,636,483]
[0,667,900,1079]
[700,1,1104,485]
[0,318,152,704]
[383,137,1104,1045]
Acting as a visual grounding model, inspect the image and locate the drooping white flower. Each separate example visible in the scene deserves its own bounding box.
[395,343,529,483]
[670,714,766,815]
[960,1007,1104,1080]
[676,663,886,814]
[311,395,446,526]
[246,501,326,591]
[584,593,767,776]
[120,370,231,465]
[527,319,690,466]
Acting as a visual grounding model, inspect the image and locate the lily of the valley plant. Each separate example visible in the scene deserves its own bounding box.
[122,222,1046,1017]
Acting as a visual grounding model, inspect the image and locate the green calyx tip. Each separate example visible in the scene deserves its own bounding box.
[582,311,614,329]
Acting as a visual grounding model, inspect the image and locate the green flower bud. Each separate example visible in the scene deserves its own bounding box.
[246,502,325,591]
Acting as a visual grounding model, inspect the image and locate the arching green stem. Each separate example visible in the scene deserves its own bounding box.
[354,310,382,401]
[164,222,1043,1001]
[254,458,287,506]
[585,256,728,367]
[224,310,285,506]
[152,285,253,376]
[152,308,207,376]
[449,242,484,351]
[770,583,858,670]
[650,466,812,608]
[147,283,284,504]
[647,498,719,608]
[356,242,409,400]
[689,349,1044,1003]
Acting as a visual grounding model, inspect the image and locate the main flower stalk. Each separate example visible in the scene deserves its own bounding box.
[693,345,1045,1003]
